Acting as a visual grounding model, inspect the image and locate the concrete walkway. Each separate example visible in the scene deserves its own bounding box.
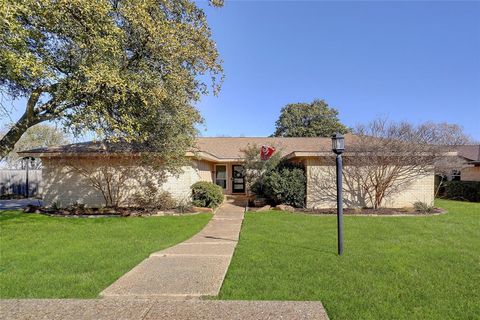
[0,198,330,319]
[0,299,329,320]
[0,198,43,210]
[101,199,245,299]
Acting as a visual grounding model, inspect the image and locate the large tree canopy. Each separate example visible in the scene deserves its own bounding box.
[273,99,348,137]
[0,0,223,161]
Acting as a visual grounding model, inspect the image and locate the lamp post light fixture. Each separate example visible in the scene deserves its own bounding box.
[331,133,345,256]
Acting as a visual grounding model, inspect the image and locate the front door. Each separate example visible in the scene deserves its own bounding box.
[232,165,245,193]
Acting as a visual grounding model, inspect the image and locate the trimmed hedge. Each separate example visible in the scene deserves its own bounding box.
[191,181,224,208]
[442,181,480,202]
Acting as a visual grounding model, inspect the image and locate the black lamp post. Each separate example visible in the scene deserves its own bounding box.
[332,133,345,256]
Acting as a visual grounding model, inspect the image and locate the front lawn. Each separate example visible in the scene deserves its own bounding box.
[0,211,210,298]
[219,199,480,319]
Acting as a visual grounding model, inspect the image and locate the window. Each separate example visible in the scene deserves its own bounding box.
[215,165,227,189]
[451,169,461,181]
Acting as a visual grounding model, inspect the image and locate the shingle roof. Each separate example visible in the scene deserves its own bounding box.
[194,136,339,159]
[455,145,480,162]
[17,141,145,154]
[18,134,359,159]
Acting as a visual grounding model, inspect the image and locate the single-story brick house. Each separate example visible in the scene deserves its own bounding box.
[19,135,435,209]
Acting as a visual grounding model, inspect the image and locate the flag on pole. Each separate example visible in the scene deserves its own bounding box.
[260,145,276,160]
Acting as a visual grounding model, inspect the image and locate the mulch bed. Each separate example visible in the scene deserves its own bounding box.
[23,205,198,217]
[249,204,445,216]
[296,207,444,216]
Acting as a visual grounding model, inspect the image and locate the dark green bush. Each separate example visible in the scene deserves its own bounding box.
[442,181,480,202]
[263,166,306,208]
[191,181,224,208]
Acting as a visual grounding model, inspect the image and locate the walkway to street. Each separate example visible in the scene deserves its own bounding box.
[101,198,246,299]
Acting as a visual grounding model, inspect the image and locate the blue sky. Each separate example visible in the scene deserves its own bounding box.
[2,1,479,140]
[195,1,480,139]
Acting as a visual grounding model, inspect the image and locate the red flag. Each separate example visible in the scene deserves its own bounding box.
[260,145,276,160]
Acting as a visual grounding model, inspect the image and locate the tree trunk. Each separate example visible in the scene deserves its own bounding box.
[0,88,50,159]
[434,176,445,198]
[0,112,41,159]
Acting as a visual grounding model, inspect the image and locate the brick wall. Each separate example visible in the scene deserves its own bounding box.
[41,157,213,207]
[306,158,434,209]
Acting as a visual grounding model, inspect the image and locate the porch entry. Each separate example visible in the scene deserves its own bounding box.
[214,164,245,194]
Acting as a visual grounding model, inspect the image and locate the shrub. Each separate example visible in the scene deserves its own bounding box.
[51,200,61,211]
[132,182,176,210]
[263,166,306,208]
[442,181,480,202]
[413,201,435,213]
[176,196,193,214]
[191,181,224,208]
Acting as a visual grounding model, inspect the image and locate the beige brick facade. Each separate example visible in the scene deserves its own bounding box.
[40,153,434,209]
[306,158,434,209]
[41,157,213,207]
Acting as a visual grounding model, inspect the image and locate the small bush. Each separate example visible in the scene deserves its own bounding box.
[413,201,435,213]
[443,181,480,202]
[132,182,176,210]
[176,196,193,213]
[263,167,306,208]
[191,181,224,208]
[51,200,61,211]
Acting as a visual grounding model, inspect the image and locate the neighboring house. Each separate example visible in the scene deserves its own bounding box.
[19,135,434,209]
[455,145,480,182]
[437,145,480,182]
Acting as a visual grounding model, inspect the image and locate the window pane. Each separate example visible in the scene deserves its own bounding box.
[216,166,226,179]
[215,166,227,189]
[216,179,227,189]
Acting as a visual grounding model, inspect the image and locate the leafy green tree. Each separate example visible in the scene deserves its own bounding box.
[273,99,348,137]
[0,0,223,162]
[1,124,70,168]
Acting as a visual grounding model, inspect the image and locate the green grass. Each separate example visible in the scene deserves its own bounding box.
[0,211,210,298]
[219,199,480,319]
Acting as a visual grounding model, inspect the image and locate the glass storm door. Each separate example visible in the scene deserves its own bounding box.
[232,165,245,193]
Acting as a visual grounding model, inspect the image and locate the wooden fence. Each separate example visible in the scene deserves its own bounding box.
[0,169,42,197]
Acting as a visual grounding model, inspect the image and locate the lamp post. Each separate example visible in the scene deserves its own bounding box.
[331,133,345,256]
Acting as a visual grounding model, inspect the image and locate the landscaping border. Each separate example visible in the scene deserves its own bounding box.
[250,207,447,217]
